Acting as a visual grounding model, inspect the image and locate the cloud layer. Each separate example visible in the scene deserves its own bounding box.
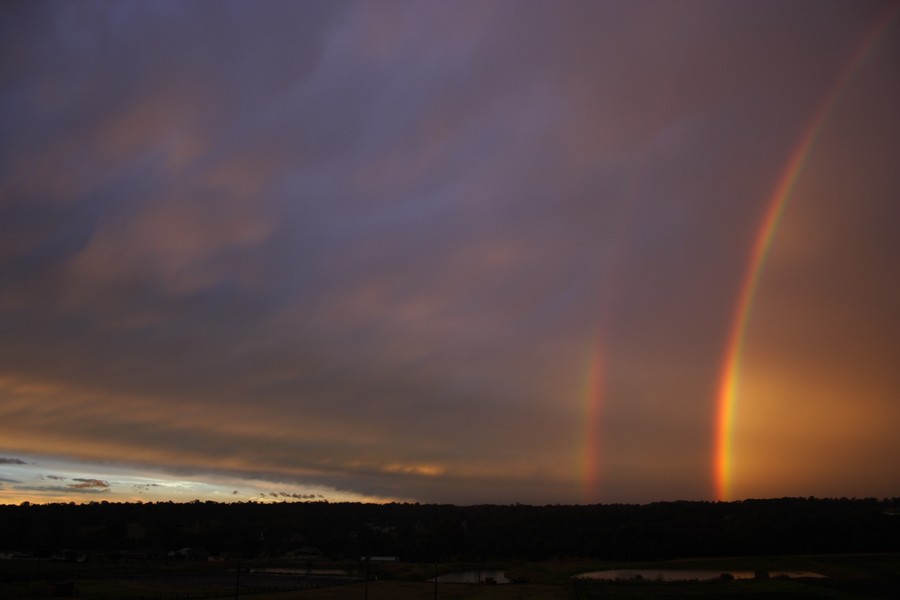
[1,0,899,504]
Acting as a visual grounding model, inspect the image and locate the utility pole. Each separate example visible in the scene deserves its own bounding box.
[363,555,369,600]
[234,558,241,600]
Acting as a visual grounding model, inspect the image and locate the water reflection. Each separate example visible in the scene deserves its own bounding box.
[252,568,351,577]
[432,570,510,584]
[574,569,826,582]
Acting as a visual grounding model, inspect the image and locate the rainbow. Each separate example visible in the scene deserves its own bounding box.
[713,5,900,501]
[582,344,606,502]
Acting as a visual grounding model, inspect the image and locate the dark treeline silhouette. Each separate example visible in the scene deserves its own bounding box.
[1,497,898,562]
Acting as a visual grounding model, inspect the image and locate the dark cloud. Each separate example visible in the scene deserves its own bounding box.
[133,483,160,493]
[278,492,325,500]
[256,491,324,501]
[18,485,110,495]
[0,458,27,465]
[69,478,109,490]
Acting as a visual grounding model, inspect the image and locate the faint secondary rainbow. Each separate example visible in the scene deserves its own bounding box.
[714,6,900,501]
[582,344,606,502]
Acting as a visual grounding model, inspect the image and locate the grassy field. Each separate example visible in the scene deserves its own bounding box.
[1,553,897,599]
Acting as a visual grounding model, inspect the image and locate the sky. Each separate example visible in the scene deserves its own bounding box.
[1,0,899,506]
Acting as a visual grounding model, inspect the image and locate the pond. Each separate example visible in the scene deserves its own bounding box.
[432,569,511,584]
[574,569,826,582]
[252,568,350,576]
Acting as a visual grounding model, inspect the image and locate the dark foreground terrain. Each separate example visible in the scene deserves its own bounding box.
[2,553,899,599]
[1,497,898,598]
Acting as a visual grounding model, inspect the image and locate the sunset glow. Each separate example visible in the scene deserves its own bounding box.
[714,3,900,500]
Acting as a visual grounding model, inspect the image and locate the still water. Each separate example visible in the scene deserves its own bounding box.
[253,568,350,576]
[574,569,825,582]
[432,570,511,584]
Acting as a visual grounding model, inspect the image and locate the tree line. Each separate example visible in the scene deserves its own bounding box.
[1,497,898,562]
